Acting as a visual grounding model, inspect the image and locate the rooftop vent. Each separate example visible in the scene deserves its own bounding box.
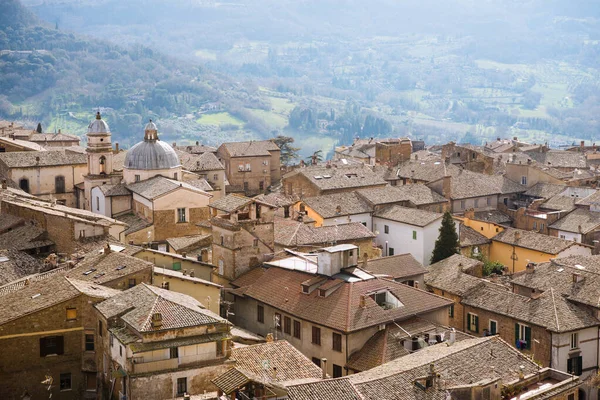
[115,265,127,271]
[31,293,41,299]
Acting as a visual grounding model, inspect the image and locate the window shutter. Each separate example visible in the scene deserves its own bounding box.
[515,324,520,347]
[467,314,471,331]
[525,326,532,349]
[474,315,479,333]
[567,357,573,374]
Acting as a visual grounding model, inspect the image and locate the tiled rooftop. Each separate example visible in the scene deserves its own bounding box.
[492,228,583,254]
[373,205,442,227]
[0,150,86,168]
[364,254,426,280]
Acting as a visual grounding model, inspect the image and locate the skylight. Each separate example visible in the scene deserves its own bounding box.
[83,268,97,276]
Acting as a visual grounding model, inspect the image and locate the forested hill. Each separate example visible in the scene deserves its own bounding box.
[0,0,267,146]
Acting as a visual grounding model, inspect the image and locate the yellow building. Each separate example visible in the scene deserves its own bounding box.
[454,215,504,239]
[152,267,222,315]
[489,228,592,274]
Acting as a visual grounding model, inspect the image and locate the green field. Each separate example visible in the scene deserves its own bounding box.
[197,112,244,127]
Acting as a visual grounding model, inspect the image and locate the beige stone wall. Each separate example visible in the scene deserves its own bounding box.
[133,198,153,222]
[430,289,463,332]
[136,249,214,282]
[110,195,132,217]
[221,155,273,194]
[151,274,221,314]
[123,166,182,184]
[153,207,209,242]
[102,268,153,290]
[0,294,103,400]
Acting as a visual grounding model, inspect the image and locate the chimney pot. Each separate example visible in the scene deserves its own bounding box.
[321,358,328,379]
[115,143,119,152]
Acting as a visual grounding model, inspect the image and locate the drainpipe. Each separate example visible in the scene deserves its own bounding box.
[345,333,349,376]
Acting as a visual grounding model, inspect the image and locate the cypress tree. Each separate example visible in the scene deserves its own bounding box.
[36,122,42,133]
[430,211,460,264]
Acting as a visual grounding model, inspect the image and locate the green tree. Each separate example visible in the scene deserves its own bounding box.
[430,212,460,264]
[306,149,323,165]
[36,122,42,133]
[271,135,300,165]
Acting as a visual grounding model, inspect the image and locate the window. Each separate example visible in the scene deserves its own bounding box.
[312,326,321,345]
[275,313,282,331]
[333,364,343,378]
[66,308,77,321]
[362,221,367,227]
[99,320,103,337]
[218,259,224,276]
[238,164,244,172]
[521,176,527,185]
[259,181,264,191]
[176,377,187,396]
[412,230,417,240]
[263,160,269,166]
[474,198,479,208]
[243,182,249,192]
[448,304,454,318]
[40,336,64,357]
[284,206,290,218]
[85,334,95,351]
[253,238,259,247]
[135,175,141,182]
[172,262,181,271]
[568,394,575,400]
[570,333,579,349]
[257,304,264,323]
[312,357,322,367]
[560,235,566,239]
[515,323,531,350]
[170,347,179,359]
[177,208,186,223]
[487,197,491,206]
[128,278,136,288]
[60,373,72,391]
[384,225,389,234]
[284,316,291,335]
[388,247,395,256]
[568,356,583,376]
[293,320,301,339]
[216,341,224,357]
[460,200,466,210]
[245,163,251,171]
[213,174,218,181]
[332,333,342,352]
[96,196,100,211]
[19,178,29,193]
[119,346,123,356]
[467,313,479,333]
[489,320,498,335]
[540,223,545,230]
[533,221,537,229]
[110,333,114,348]
[173,172,178,180]
[55,176,65,194]
[86,372,97,391]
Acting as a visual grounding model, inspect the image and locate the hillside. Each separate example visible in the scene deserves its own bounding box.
[0,0,274,147]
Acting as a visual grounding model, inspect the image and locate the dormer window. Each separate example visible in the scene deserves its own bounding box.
[369,290,403,310]
[302,285,309,294]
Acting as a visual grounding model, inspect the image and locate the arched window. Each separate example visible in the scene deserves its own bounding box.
[55,176,65,194]
[99,156,106,174]
[19,178,29,193]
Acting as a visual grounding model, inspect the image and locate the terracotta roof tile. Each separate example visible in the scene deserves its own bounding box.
[373,205,442,227]
[364,254,426,280]
[492,228,584,254]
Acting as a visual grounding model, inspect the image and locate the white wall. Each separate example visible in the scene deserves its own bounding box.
[179,342,216,365]
[323,212,372,230]
[557,230,582,243]
[557,243,592,258]
[91,186,109,216]
[551,327,598,379]
[110,336,127,369]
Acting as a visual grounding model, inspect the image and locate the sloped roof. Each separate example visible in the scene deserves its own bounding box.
[526,150,587,169]
[511,255,600,309]
[0,248,43,286]
[0,223,53,251]
[462,284,600,333]
[396,160,461,183]
[373,205,442,227]
[285,165,388,192]
[274,220,375,247]
[210,194,253,213]
[126,175,209,200]
[459,224,491,248]
[219,140,280,157]
[0,150,86,167]
[356,185,447,207]
[541,194,578,212]
[492,228,583,255]
[231,267,452,333]
[549,208,600,234]
[29,132,79,142]
[95,283,228,332]
[433,169,526,200]
[524,183,567,199]
[303,192,372,219]
[176,150,224,172]
[364,254,426,280]
[253,192,297,208]
[346,319,472,372]
[424,254,485,296]
[70,251,153,285]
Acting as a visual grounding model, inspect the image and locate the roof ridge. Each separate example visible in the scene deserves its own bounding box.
[550,287,560,332]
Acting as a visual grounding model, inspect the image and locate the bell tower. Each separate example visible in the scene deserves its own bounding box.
[86,111,113,176]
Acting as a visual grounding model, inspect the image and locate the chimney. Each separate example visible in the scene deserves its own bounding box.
[196,141,199,145]
[442,175,452,199]
[104,243,111,254]
[183,269,188,276]
[578,225,583,234]
[525,262,535,274]
[115,143,119,152]
[182,252,187,258]
[335,205,341,215]
[1,179,6,189]
[581,140,585,149]
[359,295,367,308]
[151,313,163,329]
[58,129,61,134]
[321,358,328,379]
[573,273,584,283]
[265,333,274,343]
[448,328,456,346]
[189,270,195,277]
[513,136,518,141]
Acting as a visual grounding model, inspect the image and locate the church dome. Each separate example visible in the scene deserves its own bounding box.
[88,112,110,134]
[124,120,180,170]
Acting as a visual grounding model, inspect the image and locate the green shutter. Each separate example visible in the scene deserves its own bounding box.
[172,262,181,271]
[474,315,479,333]
[525,326,532,349]
[515,324,520,348]
[467,314,472,331]
[567,358,573,374]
